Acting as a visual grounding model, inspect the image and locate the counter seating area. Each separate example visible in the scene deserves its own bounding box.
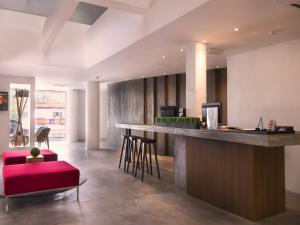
[116,123,300,221]
[119,134,161,181]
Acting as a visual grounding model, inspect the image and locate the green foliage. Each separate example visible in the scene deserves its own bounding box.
[30,147,40,158]
[155,117,200,129]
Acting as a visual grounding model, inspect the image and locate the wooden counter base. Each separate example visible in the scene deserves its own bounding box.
[116,124,293,221]
[186,137,285,221]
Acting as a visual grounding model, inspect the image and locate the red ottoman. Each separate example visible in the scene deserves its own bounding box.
[2,149,58,165]
[3,161,80,196]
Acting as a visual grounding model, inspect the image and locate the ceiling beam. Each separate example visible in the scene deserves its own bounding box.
[42,0,79,53]
[78,0,151,14]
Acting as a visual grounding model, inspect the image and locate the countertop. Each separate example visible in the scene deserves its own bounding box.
[115,123,300,147]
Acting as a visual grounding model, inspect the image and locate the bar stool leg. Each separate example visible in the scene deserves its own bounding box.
[124,138,130,171]
[148,143,153,175]
[132,139,137,175]
[141,142,147,182]
[152,144,161,179]
[119,137,126,168]
[127,139,133,172]
[144,143,150,174]
[135,141,142,177]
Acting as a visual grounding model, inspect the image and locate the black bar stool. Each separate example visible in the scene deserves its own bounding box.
[135,137,160,181]
[128,136,150,176]
[127,135,141,174]
[118,134,131,171]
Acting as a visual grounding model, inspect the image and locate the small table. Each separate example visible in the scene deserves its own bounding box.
[26,155,44,163]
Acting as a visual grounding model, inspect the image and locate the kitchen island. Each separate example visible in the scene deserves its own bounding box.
[116,123,300,221]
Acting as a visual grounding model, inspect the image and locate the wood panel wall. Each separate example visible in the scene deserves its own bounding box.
[107,69,227,155]
[186,137,285,220]
[207,68,227,125]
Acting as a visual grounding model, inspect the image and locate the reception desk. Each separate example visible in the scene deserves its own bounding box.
[116,123,300,221]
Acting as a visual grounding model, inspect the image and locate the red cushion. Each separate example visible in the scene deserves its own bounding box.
[3,161,80,195]
[2,149,58,165]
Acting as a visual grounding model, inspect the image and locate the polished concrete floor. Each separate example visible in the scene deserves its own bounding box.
[1,141,300,225]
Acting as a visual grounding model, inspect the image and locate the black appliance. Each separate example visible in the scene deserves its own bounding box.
[160,106,179,117]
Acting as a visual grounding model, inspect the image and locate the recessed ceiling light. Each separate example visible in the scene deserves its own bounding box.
[180,48,184,52]
[234,27,239,32]
[162,55,166,59]
[163,72,167,75]
[142,75,145,78]
[216,65,220,69]
[202,40,207,43]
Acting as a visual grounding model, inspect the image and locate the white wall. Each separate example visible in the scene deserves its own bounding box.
[0,75,35,152]
[99,83,108,140]
[227,38,300,194]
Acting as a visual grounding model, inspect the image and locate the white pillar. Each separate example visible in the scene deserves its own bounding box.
[67,89,79,142]
[86,81,100,150]
[186,43,207,117]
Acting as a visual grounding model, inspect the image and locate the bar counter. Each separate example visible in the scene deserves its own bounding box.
[116,123,300,221]
[116,123,300,147]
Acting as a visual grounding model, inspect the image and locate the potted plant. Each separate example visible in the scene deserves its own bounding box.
[30,147,40,158]
[155,117,200,129]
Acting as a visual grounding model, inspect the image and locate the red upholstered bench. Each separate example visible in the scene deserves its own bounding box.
[3,161,80,212]
[2,149,57,165]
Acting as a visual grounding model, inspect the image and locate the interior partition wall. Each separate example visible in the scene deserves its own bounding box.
[107,69,227,155]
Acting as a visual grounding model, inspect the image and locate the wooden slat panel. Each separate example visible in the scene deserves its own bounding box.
[155,76,167,155]
[186,137,285,220]
[107,83,122,148]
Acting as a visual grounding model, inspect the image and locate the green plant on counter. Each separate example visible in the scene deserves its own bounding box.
[155,117,200,129]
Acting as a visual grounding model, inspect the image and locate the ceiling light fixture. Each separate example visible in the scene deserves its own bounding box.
[216,65,220,69]
[162,55,166,59]
[163,72,167,75]
[234,27,239,32]
[202,40,207,43]
[180,48,184,52]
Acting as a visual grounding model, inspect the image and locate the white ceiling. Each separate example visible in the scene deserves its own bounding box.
[0,0,299,84]
[90,0,300,83]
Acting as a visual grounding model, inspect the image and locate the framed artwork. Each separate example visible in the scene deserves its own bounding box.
[0,92,8,111]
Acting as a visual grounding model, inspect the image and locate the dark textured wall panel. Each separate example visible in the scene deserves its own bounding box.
[167,75,178,156]
[215,68,227,125]
[107,79,145,147]
[207,70,216,103]
[107,83,122,148]
[177,74,186,108]
[167,75,177,106]
[206,68,227,125]
[155,76,168,155]
[107,71,230,156]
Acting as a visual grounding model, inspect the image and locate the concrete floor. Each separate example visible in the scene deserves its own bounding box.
[1,142,300,225]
